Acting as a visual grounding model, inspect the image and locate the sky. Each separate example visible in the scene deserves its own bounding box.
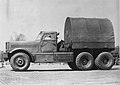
[0,0,119,50]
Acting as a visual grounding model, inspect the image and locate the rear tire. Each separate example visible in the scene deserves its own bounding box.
[95,52,114,70]
[75,52,94,70]
[10,52,30,71]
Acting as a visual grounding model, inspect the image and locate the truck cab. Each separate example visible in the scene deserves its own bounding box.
[6,31,58,54]
[36,31,58,52]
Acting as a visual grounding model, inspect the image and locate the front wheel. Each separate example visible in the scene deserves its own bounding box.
[10,52,30,71]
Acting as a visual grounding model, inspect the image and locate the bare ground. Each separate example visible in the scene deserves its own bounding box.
[0,64,120,85]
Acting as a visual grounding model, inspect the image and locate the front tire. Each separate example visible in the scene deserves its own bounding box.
[10,52,30,71]
[95,52,114,70]
[76,52,94,70]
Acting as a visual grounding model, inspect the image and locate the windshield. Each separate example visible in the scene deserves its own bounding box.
[36,31,44,41]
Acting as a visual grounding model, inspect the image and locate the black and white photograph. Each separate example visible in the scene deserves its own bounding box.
[0,0,119,85]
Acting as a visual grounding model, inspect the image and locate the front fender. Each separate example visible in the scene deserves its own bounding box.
[10,48,28,53]
[9,48,34,62]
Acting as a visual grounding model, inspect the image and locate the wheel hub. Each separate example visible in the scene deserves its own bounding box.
[103,59,108,65]
[82,59,88,65]
[16,57,25,66]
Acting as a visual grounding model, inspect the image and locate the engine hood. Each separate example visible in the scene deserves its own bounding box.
[7,41,40,53]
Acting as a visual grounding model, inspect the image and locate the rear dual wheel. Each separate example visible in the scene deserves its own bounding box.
[76,52,94,70]
[68,52,94,70]
[95,52,114,70]
[68,52,114,70]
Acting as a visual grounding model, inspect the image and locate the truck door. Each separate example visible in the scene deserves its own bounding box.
[41,32,57,52]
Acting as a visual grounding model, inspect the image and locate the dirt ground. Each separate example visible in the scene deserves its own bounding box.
[0,63,120,85]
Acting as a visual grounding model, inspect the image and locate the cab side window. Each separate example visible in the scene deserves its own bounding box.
[43,33,56,40]
[44,35,51,40]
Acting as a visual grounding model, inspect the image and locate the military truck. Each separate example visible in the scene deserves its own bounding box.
[3,17,115,71]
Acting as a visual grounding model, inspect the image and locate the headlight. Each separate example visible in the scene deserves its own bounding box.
[5,42,9,52]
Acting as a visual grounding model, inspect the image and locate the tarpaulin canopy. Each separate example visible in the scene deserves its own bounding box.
[64,17,115,49]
